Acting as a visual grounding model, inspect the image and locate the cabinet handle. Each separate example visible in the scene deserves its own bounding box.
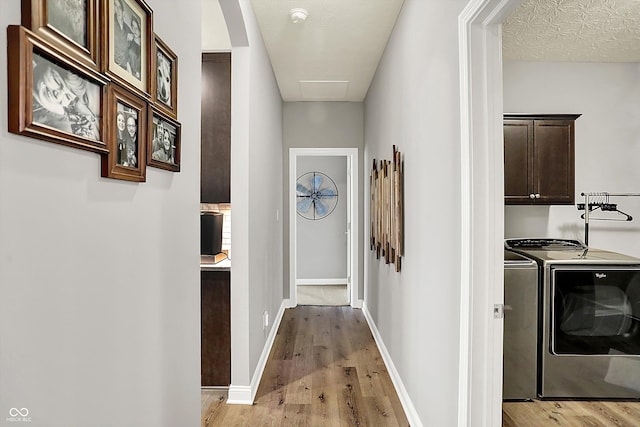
[535,193,541,199]
[529,194,536,199]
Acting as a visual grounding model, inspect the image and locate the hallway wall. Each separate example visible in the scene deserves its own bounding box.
[0,0,202,426]
[363,1,470,425]
[226,0,284,391]
[282,102,364,301]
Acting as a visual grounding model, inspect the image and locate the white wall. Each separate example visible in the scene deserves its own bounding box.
[296,156,348,280]
[283,102,364,298]
[0,0,202,426]
[504,61,640,257]
[227,0,284,392]
[363,1,469,425]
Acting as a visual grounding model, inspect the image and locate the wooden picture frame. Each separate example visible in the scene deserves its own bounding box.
[101,83,147,181]
[102,0,153,99]
[151,33,178,119]
[7,25,108,154]
[147,106,181,172]
[21,0,100,70]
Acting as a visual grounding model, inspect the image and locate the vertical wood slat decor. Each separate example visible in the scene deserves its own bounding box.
[370,145,403,272]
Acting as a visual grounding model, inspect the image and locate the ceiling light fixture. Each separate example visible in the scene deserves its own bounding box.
[289,8,308,24]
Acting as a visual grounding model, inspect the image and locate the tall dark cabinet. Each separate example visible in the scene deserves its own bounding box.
[201,270,231,387]
[201,52,231,203]
[200,52,231,387]
[504,114,581,205]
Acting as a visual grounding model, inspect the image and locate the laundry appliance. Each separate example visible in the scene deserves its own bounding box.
[505,238,640,399]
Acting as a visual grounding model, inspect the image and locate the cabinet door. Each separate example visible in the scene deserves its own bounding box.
[201,271,231,386]
[201,53,231,203]
[504,120,534,204]
[533,120,575,205]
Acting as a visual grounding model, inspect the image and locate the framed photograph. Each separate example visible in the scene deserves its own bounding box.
[21,0,100,69]
[103,0,153,99]
[151,34,178,119]
[147,107,181,172]
[7,25,108,154]
[102,83,147,182]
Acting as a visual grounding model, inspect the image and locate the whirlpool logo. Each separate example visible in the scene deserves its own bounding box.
[595,272,607,279]
[6,407,31,423]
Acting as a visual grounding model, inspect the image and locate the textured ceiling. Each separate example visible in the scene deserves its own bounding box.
[250,0,404,102]
[503,0,640,62]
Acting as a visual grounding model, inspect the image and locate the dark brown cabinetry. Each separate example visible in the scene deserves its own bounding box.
[201,53,231,203]
[201,270,231,386]
[504,114,580,205]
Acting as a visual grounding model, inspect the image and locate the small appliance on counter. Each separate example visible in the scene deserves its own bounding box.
[201,212,225,262]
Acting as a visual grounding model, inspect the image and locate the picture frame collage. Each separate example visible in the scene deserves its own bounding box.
[8,0,181,181]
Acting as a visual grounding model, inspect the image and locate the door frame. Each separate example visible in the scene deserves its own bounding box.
[458,0,524,425]
[289,147,359,307]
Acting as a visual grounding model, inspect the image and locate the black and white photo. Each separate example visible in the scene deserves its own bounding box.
[32,52,101,140]
[102,82,147,182]
[47,0,87,47]
[116,102,138,167]
[151,115,175,163]
[8,25,107,153]
[106,0,152,97]
[156,49,171,106]
[152,34,178,118]
[147,108,180,172]
[21,0,100,69]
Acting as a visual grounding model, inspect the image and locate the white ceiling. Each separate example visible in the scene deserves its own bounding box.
[249,0,404,102]
[204,0,640,102]
[503,0,640,62]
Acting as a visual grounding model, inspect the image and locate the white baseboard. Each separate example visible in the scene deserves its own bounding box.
[351,298,363,309]
[226,299,289,405]
[362,303,423,427]
[296,278,348,286]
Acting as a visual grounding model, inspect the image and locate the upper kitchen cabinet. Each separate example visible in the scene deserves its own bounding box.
[504,114,581,205]
[201,53,231,203]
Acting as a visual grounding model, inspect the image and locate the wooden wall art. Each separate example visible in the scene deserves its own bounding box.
[370,145,404,272]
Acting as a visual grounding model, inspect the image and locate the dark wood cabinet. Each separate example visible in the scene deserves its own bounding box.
[201,53,231,203]
[201,270,231,386]
[504,114,580,205]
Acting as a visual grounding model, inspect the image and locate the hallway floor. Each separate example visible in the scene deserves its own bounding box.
[201,305,410,426]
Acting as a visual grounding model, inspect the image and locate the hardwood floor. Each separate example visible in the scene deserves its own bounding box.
[201,305,410,426]
[503,400,640,426]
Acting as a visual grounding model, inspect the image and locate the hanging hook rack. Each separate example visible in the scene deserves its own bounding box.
[578,192,640,245]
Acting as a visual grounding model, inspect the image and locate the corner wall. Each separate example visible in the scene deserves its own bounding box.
[226,0,284,394]
[504,61,640,256]
[0,0,202,425]
[363,1,469,425]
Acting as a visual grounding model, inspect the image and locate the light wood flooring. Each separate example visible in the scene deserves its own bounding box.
[201,305,410,426]
[503,400,640,426]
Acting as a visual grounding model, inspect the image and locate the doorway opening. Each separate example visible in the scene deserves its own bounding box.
[289,148,359,308]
